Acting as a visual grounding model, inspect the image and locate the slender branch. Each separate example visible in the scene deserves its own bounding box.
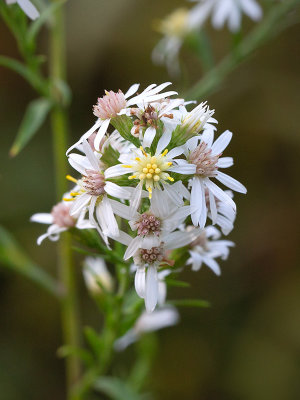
[49,1,81,396]
[184,0,300,100]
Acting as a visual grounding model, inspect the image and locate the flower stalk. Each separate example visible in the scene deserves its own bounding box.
[49,1,81,395]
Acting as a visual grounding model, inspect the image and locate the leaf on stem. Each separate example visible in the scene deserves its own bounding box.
[10,97,52,157]
[0,225,61,297]
[94,377,148,400]
[169,299,210,308]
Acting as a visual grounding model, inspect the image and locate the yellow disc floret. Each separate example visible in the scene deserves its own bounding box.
[123,147,174,199]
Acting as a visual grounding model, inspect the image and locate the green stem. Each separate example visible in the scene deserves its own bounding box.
[49,1,81,396]
[185,0,300,100]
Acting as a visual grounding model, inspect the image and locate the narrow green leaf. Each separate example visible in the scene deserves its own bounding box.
[0,225,60,298]
[164,278,191,288]
[10,97,52,156]
[169,299,210,308]
[94,377,147,400]
[57,345,94,366]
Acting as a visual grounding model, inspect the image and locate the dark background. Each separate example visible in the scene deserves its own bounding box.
[0,0,300,399]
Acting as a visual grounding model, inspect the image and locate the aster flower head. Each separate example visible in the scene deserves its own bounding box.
[186,129,246,228]
[67,140,134,241]
[67,82,178,154]
[31,199,92,245]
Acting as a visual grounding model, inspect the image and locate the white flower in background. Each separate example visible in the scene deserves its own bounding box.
[189,0,262,32]
[66,82,177,154]
[6,0,39,20]
[30,200,92,245]
[152,7,207,76]
[105,135,195,208]
[187,225,234,275]
[83,257,113,294]
[66,140,134,240]
[186,129,246,228]
[129,228,201,312]
[114,306,179,351]
[175,102,216,135]
[110,189,191,260]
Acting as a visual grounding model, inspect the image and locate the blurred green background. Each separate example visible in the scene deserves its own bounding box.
[0,0,300,399]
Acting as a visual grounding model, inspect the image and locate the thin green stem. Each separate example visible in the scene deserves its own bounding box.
[49,1,81,397]
[185,0,300,100]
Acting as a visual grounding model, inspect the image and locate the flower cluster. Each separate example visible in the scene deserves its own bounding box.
[32,82,246,313]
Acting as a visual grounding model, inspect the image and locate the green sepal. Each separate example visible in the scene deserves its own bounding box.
[101,145,120,168]
[110,115,140,147]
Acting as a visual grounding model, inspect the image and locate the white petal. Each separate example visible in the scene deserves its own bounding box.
[124,83,140,99]
[188,251,203,271]
[211,130,232,155]
[215,171,247,193]
[82,140,100,171]
[156,129,172,155]
[130,182,143,216]
[66,120,101,155]
[30,213,53,224]
[145,265,158,313]
[124,237,142,260]
[240,0,262,21]
[104,164,133,179]
[70,193,90,216]
[142,126,156,148]
[165,229,202,250]
[198,179,207,228]
[202,256,221,276]
[217,157,234,168]
[104,181,133,200]
[94,118,110,151]
[209,190,218,225]
[190,177,202,226]
[167,146,185,159]
[17,0,39,20]
[99,197,119,237]
[109,199,136,220]
[204,178,236,211]
[169,163,196,174]
[135,266,146,298]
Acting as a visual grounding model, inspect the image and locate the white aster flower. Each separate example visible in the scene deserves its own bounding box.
[116,228,202,312]
[186,129,246,228]
[6,0,39,20]
[83,257,113,294]
[114,306,179,351]
[152,8,203,76]
[129,97,185,148]
[30,200,92,245]
[189,0,263,32]
[187,225,234,275]
[66,82,178,154]
[110,189,191,260]
[66,140,134,240]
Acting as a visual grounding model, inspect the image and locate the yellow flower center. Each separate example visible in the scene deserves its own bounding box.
[124,147,174,198]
